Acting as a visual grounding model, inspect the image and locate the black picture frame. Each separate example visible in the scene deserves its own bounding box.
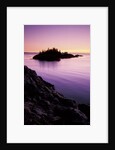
[0,0,113,149]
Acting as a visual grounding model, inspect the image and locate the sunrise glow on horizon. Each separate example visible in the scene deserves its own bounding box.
[24,25,90,53]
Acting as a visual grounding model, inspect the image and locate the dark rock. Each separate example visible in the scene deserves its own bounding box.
[78,104,90,122]
[24,66,90,125]
[59,98,78,108]
[75,54,83,57]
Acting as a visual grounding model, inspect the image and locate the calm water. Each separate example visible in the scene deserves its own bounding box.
[24,52,90,105]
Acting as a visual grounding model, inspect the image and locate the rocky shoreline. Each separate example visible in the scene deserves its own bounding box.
[24,66,90,125]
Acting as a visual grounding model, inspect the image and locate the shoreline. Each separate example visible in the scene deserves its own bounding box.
[24,66,90,125]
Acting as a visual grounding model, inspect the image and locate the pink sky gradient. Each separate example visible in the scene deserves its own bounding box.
[24,25,90,53]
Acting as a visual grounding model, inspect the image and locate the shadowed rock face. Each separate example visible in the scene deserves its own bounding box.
[24,66,90,125]
[33,48,82,61]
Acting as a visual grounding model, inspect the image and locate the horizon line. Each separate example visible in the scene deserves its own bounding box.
[24,51,90,54]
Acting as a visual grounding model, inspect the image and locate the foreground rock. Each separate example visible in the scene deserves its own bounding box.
[33,48,82,61]
[24,66,90,125]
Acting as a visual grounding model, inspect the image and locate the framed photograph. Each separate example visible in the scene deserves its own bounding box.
[1,1,111,149]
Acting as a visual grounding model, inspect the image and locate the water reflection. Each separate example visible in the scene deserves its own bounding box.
[37,60,59,69]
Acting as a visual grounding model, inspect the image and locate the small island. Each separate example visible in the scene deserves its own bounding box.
[33,48,82,61]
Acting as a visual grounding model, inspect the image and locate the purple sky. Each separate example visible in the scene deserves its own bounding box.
[24,25,90,53]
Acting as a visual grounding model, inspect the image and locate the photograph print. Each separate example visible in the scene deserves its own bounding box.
[24,25,90,125]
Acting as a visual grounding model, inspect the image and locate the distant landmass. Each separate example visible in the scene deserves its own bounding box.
[33,48,82,61]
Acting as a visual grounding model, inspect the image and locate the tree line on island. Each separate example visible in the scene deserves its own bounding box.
[33,48,82,61]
